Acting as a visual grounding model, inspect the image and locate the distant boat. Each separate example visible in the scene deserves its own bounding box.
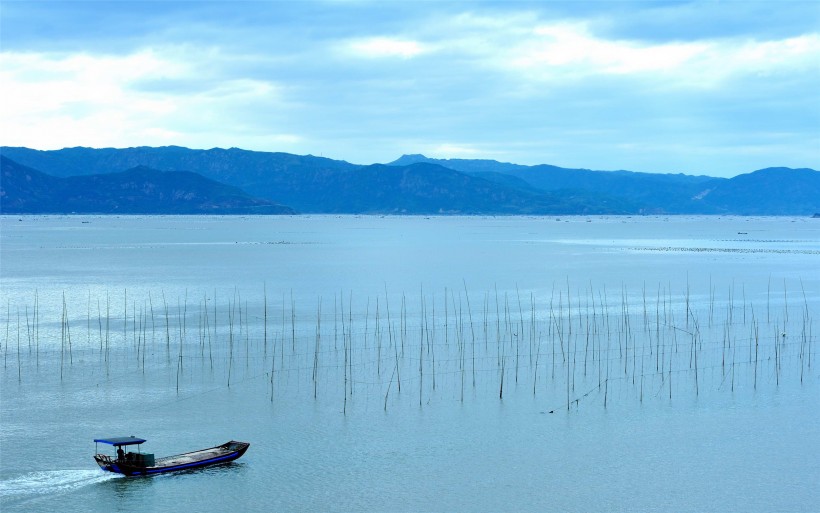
[93,436,250,476]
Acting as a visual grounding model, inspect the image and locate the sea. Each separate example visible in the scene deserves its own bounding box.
[1,214,818,512]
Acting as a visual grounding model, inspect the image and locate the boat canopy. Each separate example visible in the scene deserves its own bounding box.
[94,436,147,446]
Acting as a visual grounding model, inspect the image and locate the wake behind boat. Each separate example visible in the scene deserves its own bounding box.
[93,436,249,476]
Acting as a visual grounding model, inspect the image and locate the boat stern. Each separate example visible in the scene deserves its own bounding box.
[94,454,120,473]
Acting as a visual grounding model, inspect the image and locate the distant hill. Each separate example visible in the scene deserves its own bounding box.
[1,146,817,215]
[0,145,357,180]
[0,147,632,214]
[0,156,295,214]
[388,155,819,215]
[692,167,820,215]
[299,162,634,214]
[389,154,722,214]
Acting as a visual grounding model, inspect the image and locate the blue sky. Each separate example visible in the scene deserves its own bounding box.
[1,1,818,176]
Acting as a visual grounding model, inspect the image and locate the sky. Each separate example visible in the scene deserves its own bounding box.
[1,1,818,177]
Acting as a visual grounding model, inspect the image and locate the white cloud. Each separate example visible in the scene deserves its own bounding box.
[0,49,297,150]
[345,37,429,59]
[729,34,820,74]
[511,22,710,75]
[0,50,179,117]
[423,15,820,89]
[429,143,487,159]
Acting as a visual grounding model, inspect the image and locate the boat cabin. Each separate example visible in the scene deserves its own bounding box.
[94,436,155,467]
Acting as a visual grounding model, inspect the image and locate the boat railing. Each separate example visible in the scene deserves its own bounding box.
[95,454,114,464]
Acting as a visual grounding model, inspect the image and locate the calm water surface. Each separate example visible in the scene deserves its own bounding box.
[1,215,818,512]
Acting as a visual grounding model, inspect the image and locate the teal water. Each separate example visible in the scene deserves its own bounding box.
[1,215,819,512]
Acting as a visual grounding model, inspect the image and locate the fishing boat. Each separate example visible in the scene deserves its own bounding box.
[93,436,250,476]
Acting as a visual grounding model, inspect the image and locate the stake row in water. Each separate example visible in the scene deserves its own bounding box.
[2,281,817,413]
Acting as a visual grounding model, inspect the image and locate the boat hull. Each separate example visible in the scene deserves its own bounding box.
[95,441,249,476]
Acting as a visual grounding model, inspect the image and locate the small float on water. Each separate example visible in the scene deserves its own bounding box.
[93,436,249,476]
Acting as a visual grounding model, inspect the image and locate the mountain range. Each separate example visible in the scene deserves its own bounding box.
[0,156,293,214]
[1,146,818,215]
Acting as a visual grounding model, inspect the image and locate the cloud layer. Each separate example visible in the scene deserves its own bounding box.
[1,1,818,176]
